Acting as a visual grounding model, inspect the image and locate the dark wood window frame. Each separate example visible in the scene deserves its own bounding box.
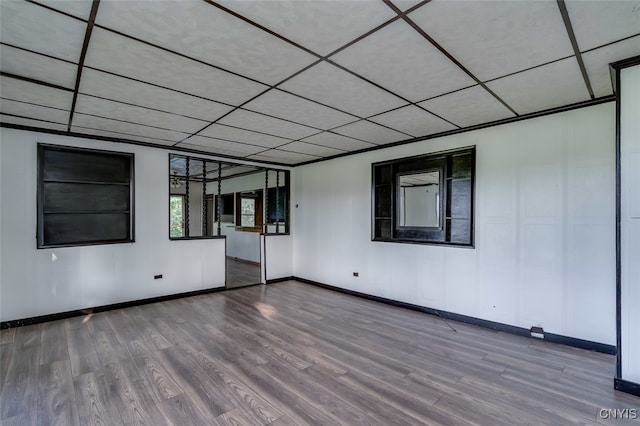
[372,146,475,247]
[37,144,135,248]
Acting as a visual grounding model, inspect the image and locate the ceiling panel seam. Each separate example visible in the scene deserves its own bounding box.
[0,41,77,65]
[0,72,72,93]
[68,0,100,132]
[382,0,519,117]
[26,0,87,22]
[92,24,268,88]
[556,0,595,99]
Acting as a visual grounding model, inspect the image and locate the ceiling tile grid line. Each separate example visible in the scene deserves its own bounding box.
[0,96,70,113]
[72,125,180,144]
[16,1,636,93]
[0,41,77,65]
[209,121,300,145]
[5,0,495,145]
[0,72,72,93]
[74,112,193,136]
[67,0,100,131]
[385,0,519,117]
[92,24,267,88]
[319,0,431,59]
[180,133,290,152]
[556,0,595,99]
[179,0,455,145]
[26,0,88,23]
[182,59,323,145]
[82,67,235,107]
[0,112,67,126]
[203,0,322,60]
[2,0,638,165]
[77,92,212,124]
[582,33,640,54]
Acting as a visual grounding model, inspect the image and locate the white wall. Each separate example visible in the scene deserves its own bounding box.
[620,64,640,383]
[264,234,293,281]
[293,103,616,345]
[0,128,226,321]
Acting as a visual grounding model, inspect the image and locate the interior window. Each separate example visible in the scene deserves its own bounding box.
[372,146,475,246]
[241,197,256,227]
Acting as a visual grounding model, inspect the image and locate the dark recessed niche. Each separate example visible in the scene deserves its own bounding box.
[38,144,134,248]
[372,146,475,247]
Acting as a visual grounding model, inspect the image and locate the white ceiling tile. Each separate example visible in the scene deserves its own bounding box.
[409,0,574,81]
[301,131,375,151]
[0,45,77,89]
[181,135,266,155]
[0,76,73,110]
[332,119,408,145]
[95,0,317,85]
[280,62,408,117]
[418,85,515,128]
[583,36,640,98]
[199,124,291,148]
[279,141,345,158]
[0,0,86,62]
[177,143,254,158]
[331,20,476,102]
[486,58,590,115]
[369,105,457,137]
[71,126,177,146]
[248,150,319,164]
[74,95,207,134]
[72,113,189,142]
[84,28,268,106]
[243,89,356,130]
[218,109,318,140]
[1,114,68,132]
[217,0,396,56]
[0,99,69,124]
[566,0,640,51]
[36,0,93,20]
[79,68,234,122]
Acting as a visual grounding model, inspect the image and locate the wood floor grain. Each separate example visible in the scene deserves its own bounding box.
[1,280,638,425]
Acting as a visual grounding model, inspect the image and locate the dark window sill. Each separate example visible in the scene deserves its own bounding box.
[169,235,226,241]
[372,237,474,248]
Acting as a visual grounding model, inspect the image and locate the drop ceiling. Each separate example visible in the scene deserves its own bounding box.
[1,0,639,166]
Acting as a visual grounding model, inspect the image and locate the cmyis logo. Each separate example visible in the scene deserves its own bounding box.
[598,408,638,420]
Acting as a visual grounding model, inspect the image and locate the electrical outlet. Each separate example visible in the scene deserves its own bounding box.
[530,326,544,339]
[154,274,163,280]
[353,272,359,277]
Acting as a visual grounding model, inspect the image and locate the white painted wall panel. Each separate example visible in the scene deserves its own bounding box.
[293,103,616,344]
[0,129,226,321]
[620,64,640,383]
[264,235,293,280]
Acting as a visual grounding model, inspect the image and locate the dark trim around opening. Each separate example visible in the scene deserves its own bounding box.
[611,54,640,396]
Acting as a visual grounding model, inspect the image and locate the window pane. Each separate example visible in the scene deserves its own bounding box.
[170,195,184,237]
[241,198,255,227]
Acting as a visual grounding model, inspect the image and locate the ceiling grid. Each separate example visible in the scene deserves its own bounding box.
[1,0,638,165]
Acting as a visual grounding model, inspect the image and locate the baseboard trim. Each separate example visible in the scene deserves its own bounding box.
[293,276,616,355]
[614,378,640,397]
[266,276,295,284]
[0,286,226,329]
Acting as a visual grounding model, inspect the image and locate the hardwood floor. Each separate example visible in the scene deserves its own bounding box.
[0,280,638,425]
[226,258,261,289]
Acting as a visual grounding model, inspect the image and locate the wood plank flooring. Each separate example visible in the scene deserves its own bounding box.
[226,258,261,289]
[1,280,638,425]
